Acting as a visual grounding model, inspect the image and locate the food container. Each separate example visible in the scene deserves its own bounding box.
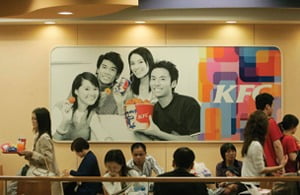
[125,103,154,130]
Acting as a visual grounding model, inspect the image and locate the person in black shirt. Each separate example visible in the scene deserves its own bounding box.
[153,147,208,195]
[136,60,201,141]
[216,143,242,177]
[63,137,103,195]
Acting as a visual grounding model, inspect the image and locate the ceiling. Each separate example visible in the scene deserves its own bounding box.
[1,0,300,24]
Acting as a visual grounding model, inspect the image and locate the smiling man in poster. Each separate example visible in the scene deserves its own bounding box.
[135,60,201,141]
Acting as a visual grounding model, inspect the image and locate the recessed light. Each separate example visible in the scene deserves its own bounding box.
[226,21,237,24]
[44,21,56,24]
[135,21,146,24]
[58,11,73,15]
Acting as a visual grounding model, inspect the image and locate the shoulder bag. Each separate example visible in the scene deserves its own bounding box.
[31,158,56,176]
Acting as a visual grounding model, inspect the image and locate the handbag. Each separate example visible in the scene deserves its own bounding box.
[31,158,56,176]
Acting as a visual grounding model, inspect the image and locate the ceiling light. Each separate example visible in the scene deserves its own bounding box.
[226,21,237,24]
[58,11,73,15]
[44,21,56,24]
[135,21,146,24]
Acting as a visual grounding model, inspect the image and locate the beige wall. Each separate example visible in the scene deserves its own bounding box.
[0,23,299,176]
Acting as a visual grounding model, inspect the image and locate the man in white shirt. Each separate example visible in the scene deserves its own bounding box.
[127,142,164,176]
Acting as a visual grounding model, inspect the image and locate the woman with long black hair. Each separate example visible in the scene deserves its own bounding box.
[8,107,62,195]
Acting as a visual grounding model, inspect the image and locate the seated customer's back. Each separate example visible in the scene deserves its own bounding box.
[153,147,208,195]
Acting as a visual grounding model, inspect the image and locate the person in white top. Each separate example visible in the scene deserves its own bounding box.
[103,149,142,195]
[241,110,288,186]
[127,142,164,176]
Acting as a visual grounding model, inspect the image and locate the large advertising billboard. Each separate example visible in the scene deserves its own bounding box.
[51,46,281,142]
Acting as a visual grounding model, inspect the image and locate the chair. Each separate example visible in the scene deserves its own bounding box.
[17,180,51,195]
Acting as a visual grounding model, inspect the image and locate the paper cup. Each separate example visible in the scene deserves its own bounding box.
[17,138,26,152]
[114,77,130,95]
[125,103,154,130]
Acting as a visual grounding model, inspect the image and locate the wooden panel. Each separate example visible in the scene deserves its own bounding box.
[54,142,77,175]
[77,24,166,46]
[0,25,77,176]
[0,25,77,41]
[17,181,51,195]
[166,24,254,45]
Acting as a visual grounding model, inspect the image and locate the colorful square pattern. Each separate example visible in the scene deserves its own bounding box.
[198,47,281,140]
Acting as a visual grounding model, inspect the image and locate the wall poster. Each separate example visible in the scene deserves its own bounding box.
[51,46,281,142]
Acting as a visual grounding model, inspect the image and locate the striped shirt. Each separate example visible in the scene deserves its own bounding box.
[127,155,164,176]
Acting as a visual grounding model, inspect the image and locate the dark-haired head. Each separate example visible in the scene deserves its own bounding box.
[130,142,146,153]
[96,51,124,88]
[71,137,90,152]
[71,72,100,118]
[255,93,274,111]
[278,114,299,133]
[32,107,52,138]
[150,60,179,92]
[241,110,268,157]
[96,52,124,86]
[104,149,129,176]
[220,143,237,161]
[128,47,155,95]
[173,147,195,170]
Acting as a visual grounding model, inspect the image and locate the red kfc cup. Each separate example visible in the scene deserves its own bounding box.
[135,103,154,124]
[125,103,153,130]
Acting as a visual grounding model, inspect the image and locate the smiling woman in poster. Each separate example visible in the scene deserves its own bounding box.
[52,72,110,141]
[127,47,156,102]
[108,47,156,116]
